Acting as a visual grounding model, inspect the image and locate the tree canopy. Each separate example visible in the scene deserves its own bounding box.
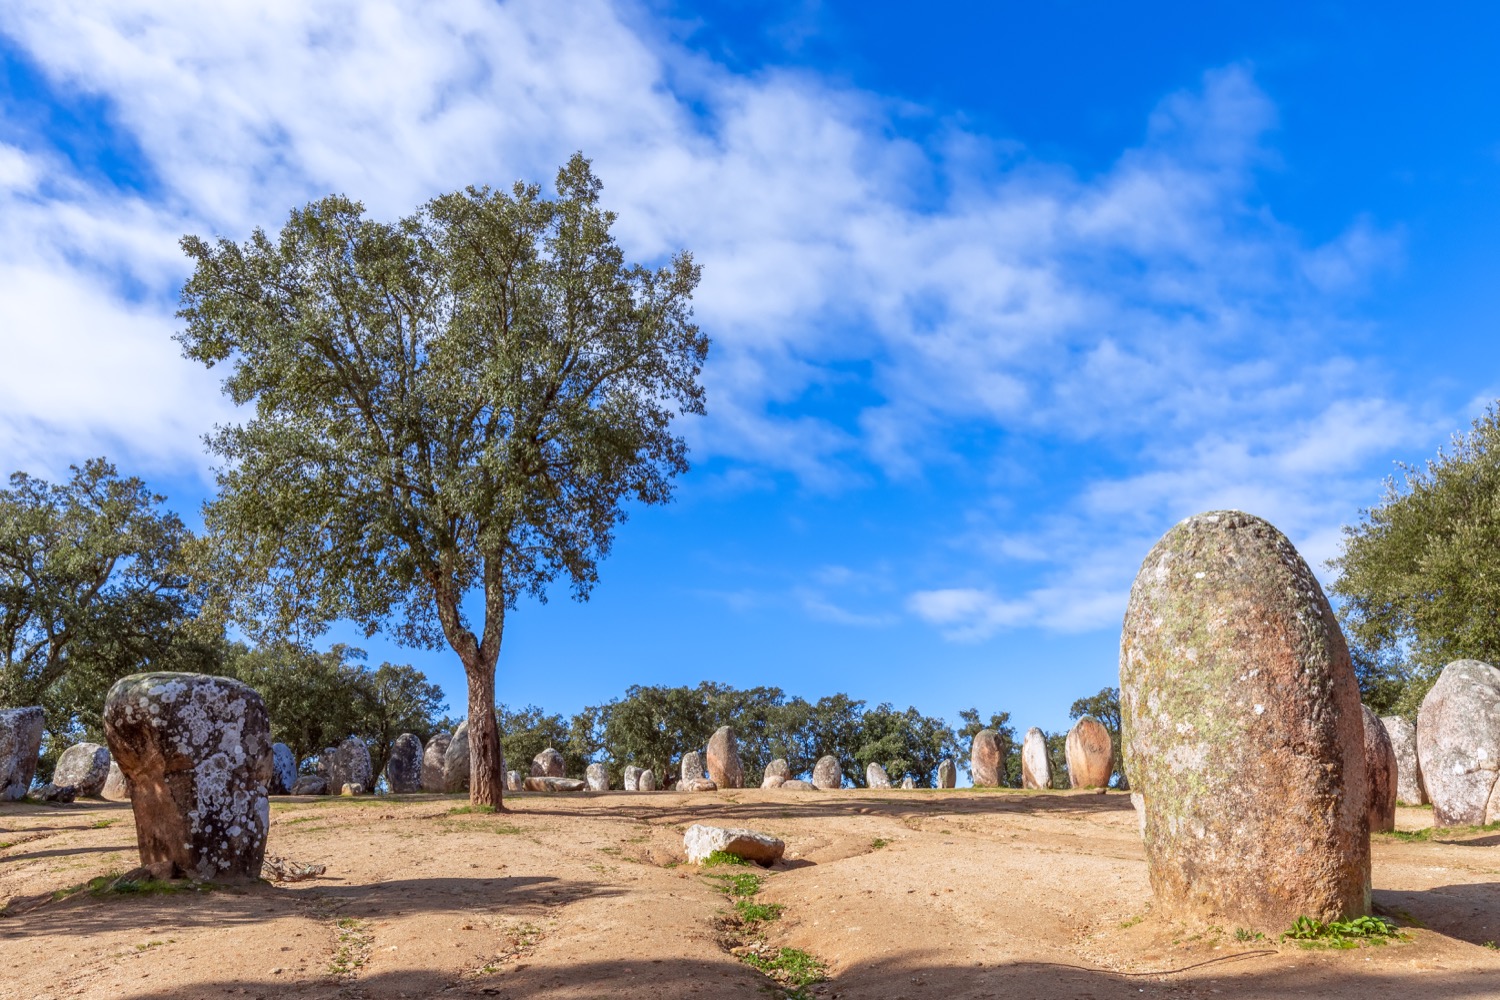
[1330,403,1500,716]
[177,154,708,806]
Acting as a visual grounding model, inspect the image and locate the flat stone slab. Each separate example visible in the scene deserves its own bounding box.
[523,776,587,793]
[683,823,786,866]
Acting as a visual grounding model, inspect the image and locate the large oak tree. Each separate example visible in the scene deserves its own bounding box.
[178,155,707,807]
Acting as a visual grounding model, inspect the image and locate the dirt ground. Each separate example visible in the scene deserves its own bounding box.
[1,788,1498,1000]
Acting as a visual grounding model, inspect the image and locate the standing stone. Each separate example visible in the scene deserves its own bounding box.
[0,706,44,800]
[1362,705,1398,834]
[937,759,956,789]
[901,775,916,789]
[101,761,132,801]
[1121,510,1370,930]
[585,762,609,791]
[103,672,273,881]
[1416,659,1500,826]
[385,733,423,793]
[812,755,842,790]
[1020,729,1051,790]
[54,742,111,797]
[504,770,524,792]
[1066,717,1113,789]
[622,765,642,791]
[1380,716,1426,806]
[680,750,706,784]
[531,747,566,778]
[866,762,892,789]
[970,729,1005,787]
[269,743,297,796]
[444,721,471,792]
[762,759,790,788]
[706,726,745,789]
[326,736,373,792]
[638,768,657,791]
[422,732,452,792]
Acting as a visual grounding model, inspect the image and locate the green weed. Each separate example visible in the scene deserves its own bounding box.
[742,947,826,993]
[1283,915,1405,949]
[328,916,372,976]
[734,899,783,924]
[1234,927,1265,942]
[51,874,206,901]
[871,838,890,850]
[448,804,497,815]
[701,849,751,867]
[90,819,117,829]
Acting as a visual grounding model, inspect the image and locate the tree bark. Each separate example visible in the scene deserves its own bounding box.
[464,652,505,809]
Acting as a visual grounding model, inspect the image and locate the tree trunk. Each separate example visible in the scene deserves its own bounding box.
[463,652,505,809]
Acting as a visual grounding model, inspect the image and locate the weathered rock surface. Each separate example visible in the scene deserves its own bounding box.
[683,823,786,866]
[680,750,706,784]
[103,672,274,881]
[706,726,745,789]
[269,743,296,796]
[505,769,524,792]
[1380,716,1426,805]
[1362,705,1397,834]
[781,779,816,790]
[38,783,76,802]
[866,762,892,789]
[290,775,328,795]
[937,759,956,789]
[421,732,452,793]
[523,776,586,793]
[341,782,365,796]
[1020,728,1051,790]
[970,729,1005,787]
[101,761,132,801]
[1066,717,1113,789]
[54,742,111,797]
[383,733,423,793]
[762,759,790,788]
[1417,658,1500,826]
[444,721,471,792]
[585,762,609,791]
[323,736,373,793]
[622,765,642,791]
[638,769,657,791]
[901,775,916,789]
[531,747,566,778]
[812,755,842,790]
[678,777,718,792]
[1120,510,1370,930]
[0,706,44,800]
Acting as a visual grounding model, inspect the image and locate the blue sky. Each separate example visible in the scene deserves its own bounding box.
[2,2,1498,737]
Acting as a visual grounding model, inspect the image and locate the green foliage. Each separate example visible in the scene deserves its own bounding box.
[1282,915,1404,949]
[701,850,752,869]
[177,154,707,804]
[1044,730,1070,789]
[734,899,783,924]
[854,702,964,788]
[1331,404,1500,716]
[497,703,589,778]
[741,948,826,991]
[1069,687,1127,789]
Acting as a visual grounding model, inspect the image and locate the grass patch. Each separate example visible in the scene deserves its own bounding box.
[1282,915,1406,949]
[328,916,373,976]
[1234,927,1266,942]
[742,947,826,994]
[701,849,751,868]
[1382,819,1500,843]
[448,804,497,815]
[90,819,118,829]
[870,838,890,850]
[51,873,208,902]
[1118,914,1144,929]
[734,899,783,925]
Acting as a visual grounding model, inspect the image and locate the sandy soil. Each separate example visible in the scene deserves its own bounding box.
[1,789,1498,999]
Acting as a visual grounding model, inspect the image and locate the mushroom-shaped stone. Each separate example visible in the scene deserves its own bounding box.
[421,732,452,792]
[970,729,1004,787]
[683,823,785,866]
[937,759,956,789]
[531,747,565,778]
[622,765,642,791]
[269,743,297,796]
[1066,717,1113,789]
[524,776,587,792]
[707,726,745,789]
[762,758,790,788]
[1020,728,1051,790]
[638,768,657,791]
[103,672,273,882]
[812,755,842,790]
[0,706,44,801]
[101,761,132,801]
[679,777,718,792]
[1362,705,1397,834]
[1416,659,1500,826]
[782,779,816,790]
[444,721,471,792]
[290,775,328,796]
[680,750,706,784]
[1121,510,1370,930]
[385,733,423,793]
[505,769,524,792]
[1380,716,1426,806]
[901,775,916,789]
[54,742,111,797]
[585,762,609,791]
[866,762,892,789]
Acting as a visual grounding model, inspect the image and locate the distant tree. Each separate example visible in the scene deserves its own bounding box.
[498,703,588,777]
[854,703,963,786]
[177,154,708,807]
[1068,686,1126,789]
[1044,730,1070,789]
[360,661,447,777]
[1329,405,1500,718]
[586,683,714,784]
[957,708,1017,786]
[800,694,867,784]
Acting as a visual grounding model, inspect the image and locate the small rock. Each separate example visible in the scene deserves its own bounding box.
[0,706,44,801]
[531,747,565,779]
[54,742,111,797]
[585,762,609,791]
[522,776,586,793]
[683,823,785,866]
[385,733,423,793]
[421,732,452,792]
[504,769,524,792]
[812,755,842,790]
[761,759,790,788]
[101,761,132,801]
[866,762,892,789]
[937,759,956,789]
[1379,716,1426,806]
[762,775,787,789]
[622,765,642,791]
[970,730,1004,787]
[1066,717,1113,789]
[781,779,816,791]
[1021,728,1051,790]
[290,776,328,796]
[1362,705,1397,834]
[269,743,297,796]
[37,782,77,802]
[707,726,745,789]
[680,750,706,784]
[341,782,365,796]
[678,777,718,792]
[901,776,916,790]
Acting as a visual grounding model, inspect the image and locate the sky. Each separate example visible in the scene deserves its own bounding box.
[2,2,1499,738]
